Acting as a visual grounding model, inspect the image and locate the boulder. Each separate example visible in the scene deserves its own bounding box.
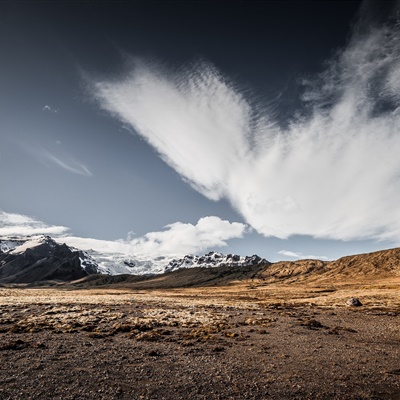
[345,297,363,307]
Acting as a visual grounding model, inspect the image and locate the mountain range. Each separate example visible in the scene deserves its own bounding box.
[1,235,399,286]
[0,235,268,283]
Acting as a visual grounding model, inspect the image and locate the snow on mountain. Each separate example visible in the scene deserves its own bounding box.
[77,249,178,275]
[0,235,96,283]
[77,251,100,274]
[77,249,151,275]
[0,235,54,254]
[165,252,268,273]
[0,237,26,253]
[0,235,269,278]
[9,235,57,254]
[72,249,268,276]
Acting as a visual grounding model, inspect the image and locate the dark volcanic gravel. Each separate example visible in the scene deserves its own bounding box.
[0,301,399,399]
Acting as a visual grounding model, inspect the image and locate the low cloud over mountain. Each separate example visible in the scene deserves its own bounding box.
[0,211,247,260]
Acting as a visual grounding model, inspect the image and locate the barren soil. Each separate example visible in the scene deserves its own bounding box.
[0,279,399,400]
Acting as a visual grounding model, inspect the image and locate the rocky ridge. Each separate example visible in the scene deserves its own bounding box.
[166,252,268,272]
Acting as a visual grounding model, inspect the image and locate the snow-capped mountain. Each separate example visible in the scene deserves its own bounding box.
[83,250,268,275]
[0,235,175,278]
[165,252,268,272]
[0,235,269,282]
[0,235,97,283]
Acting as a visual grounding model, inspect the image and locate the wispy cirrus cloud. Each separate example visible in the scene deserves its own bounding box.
[278,250,329,261]
[42,151,93,177]
[0,211,68,236]
[42,105,58,113]
[21,142,93,178]
[91,6,400,243]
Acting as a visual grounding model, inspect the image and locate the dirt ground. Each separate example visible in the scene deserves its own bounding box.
[0,283,399,400]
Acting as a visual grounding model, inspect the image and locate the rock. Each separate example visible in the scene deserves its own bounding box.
[300,318,325,329]
[148,350,161,357]
[345,298,363,307]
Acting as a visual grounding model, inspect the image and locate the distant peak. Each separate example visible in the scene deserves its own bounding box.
[166,251,269,273]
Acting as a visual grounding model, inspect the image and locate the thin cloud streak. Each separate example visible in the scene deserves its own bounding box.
[42,105,58,113]
[92,9,400,243]
[42,150,93,177]
[278,250,329,261]
[21,143,93,178]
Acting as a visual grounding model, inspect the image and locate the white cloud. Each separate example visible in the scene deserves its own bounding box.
[58,216,247,256]
[57,236,131,254]
[21,143,93,178]
[42,105,58,113]
[128,216,248,255]
[278,250,329,261]
[1,211,247,257]
[0,211,69,236]
[42,151,93,177]
[91,13,400,243]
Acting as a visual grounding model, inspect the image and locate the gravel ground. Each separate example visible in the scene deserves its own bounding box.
[0,296,399,400]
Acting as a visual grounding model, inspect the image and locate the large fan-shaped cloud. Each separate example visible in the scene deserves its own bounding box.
[92,11,400,242]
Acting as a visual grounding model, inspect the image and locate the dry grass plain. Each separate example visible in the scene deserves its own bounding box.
[0,268,399,400]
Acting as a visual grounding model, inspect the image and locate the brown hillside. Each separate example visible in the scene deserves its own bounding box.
[257,247,400,284]
[63,247,400,298]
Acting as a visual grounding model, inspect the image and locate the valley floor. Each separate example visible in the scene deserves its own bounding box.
[0,284,399,399]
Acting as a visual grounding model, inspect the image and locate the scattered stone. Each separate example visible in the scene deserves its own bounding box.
[345,298,363,307]
[148,350,161,357]
[300,319,325,329]
[0,289,398,400]
[32,342,47,349]
[212,346,225,353]
[328,327,340,335]
[386,369,400,375]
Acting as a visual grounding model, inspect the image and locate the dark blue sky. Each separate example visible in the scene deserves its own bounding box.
[1,1,399,261]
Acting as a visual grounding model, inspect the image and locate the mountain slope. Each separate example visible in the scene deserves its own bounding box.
[68,263,267,289]
[0,236,98,283]
[259,247,400,284]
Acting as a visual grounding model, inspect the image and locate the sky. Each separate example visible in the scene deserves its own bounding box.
[1,0,400,262]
